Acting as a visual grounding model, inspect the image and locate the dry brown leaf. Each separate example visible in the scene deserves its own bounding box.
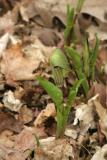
[38,29,61,46]
[98,48,107,65]
[0,144,15,160]
[19,0,36,22]
[15,126,47,152]
[91,144,107,160]
[19,105,33,124]
[6,152,27,160]
[35,138,75,160]
[88,83,106,108]
[73,103,95,134]
[0,131,14,148]
[0,44,40,83]
[0,39,55,84]
[0,33,9,57]
[15,127,36,151]
[93,100,107,138]
[34,103,56,127]
[0,109,23,133]
[0,5,18,34]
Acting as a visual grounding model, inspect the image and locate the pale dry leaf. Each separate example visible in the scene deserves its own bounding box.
[19,0,36,21]
[88,83,106,107]
[105,64,107,74]
[91,144,107,160]
[0,132,14,148]
[6,152,26,160]
[15,127,36,151]
[97,48,107,72]
[0,144,15,160]
[0,11,14,33]
[73,103,95,134]
[19,105,33,124]
[64,128,78,139]
[19,6,29,22]
[1,44,39,82]
[3,90,22,112]
[6,149,31,160]
[0,39,55,84]
[93,100,107,138]
[0,5,18,34]
[0,33,9,57]
[87,25,107,40]
[14,126,46,151]
[34,103,56,127]
[35,138,74,160]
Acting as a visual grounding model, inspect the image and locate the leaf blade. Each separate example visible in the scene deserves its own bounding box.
[37,77,63,107]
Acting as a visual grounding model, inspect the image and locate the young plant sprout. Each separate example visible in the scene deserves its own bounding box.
[64,0,85,45]
[65,35,99,95]
[36,0,99,139]
[50,48,70,87]
[37,77,83,138]
[50,0,86,87]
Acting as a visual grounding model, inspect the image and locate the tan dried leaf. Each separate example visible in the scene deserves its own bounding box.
[93,100,107,138]
[0,39,55,84]
[34,103,56,127]
[19,105,33,124]
[91,144,107,160]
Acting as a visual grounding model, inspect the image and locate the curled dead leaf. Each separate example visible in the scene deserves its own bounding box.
[88,83,106,107]
[0,41,55,84]
[34,103,56,127]
[3,90,22,112]
[0,109,23,133]
[91,144,107,160]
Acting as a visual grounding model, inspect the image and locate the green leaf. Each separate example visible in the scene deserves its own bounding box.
[64,5,75,43]
[76,0,85,13]
[59,79,83,137]
[67,79,84,106]
[89,35,99,80]
[50,48,70,70]
[66,47,89,95]
[83,36,90,77]
[65,47,82,69]
[35,135,40,147]
[56,108,65,138]
[37,77,63,107]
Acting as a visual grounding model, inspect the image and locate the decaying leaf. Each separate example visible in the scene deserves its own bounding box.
[73,102,95,134]
[15,126,46,151]
[19,105,33,124]
[34,103,56,127]
[35,138,75,160]
[0,131,14,148]
[0,33,9,57]
[0,109,23,133]
[15,127,36,151]
[64,128,78,140]
[3,90,22,112]
[0,1,106,160]
[0,5,18,34]
[88,83,106,107]
[91,144,107,160]
[19,0,37,22]
[98,47,107,65]
[93,100,107,138]
[0,40,55,84]
[38,29,61,46]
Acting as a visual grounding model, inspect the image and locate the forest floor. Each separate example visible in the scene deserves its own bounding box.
[0,0,106,159]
